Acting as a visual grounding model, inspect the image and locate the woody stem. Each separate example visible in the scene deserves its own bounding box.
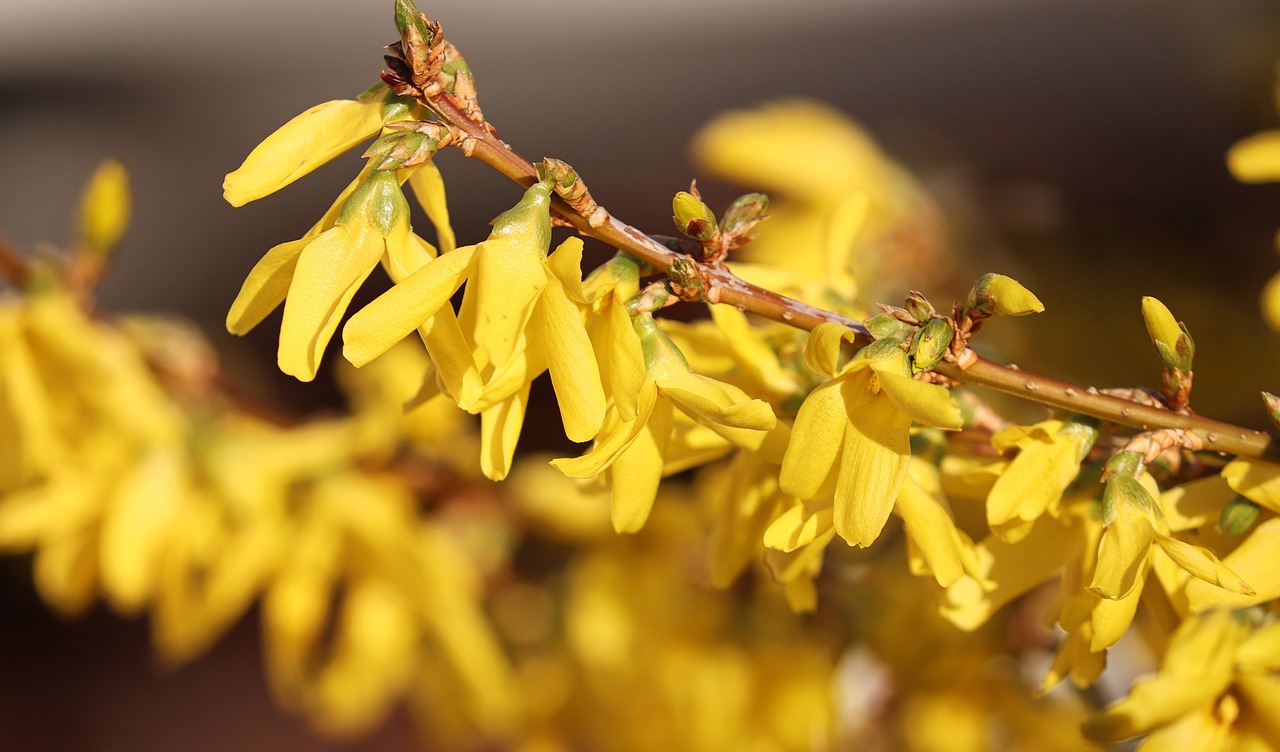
[416,76,1280,461]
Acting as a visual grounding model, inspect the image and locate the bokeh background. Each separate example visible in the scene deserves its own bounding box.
[2,0,1280,749]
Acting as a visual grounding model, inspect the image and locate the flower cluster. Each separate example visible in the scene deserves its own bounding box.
[5,4,1280,750]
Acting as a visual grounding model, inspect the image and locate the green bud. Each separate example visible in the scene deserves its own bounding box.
[904,290,934,323]
[1263,392,1280,431]
[965,273,1045,317]
[865,312,914,341]
[394,0,433,43]
[363,130,438,171]
[910,318,954,373]
[720,193,768,235]
[1141,296,1194,373]
[672,191,718,242]
[1100,451,1151,526]
[1218,495,1261,536]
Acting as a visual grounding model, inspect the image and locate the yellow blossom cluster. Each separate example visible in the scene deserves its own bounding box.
[6,6,1280,748]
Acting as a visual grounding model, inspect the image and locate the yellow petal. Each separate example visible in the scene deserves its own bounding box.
[1186,518,1280,611]
[779,379,846,499]
[873,367,962,429]
[99,449,184,614]
[895,472,965,586]
[986,435,1083,541]
[659,376,777,432]
[941,516,1081,631]
[1237,621,1280,672]
[224,99,385,206]
[1228,130,1280,183]
[278,224,385,381]
[804,322,857,378]
[1161,475,1234,532]
[1089,505,1154,600]
[381,230,437,283]
[708,305,798,397]
[418,304,483,408]
[763,501,833,553]
[535,274,605,443]
[609,396,672,533]
[1084,611,1242,742]
[226,237,308,335]
[460,238,546,368]
[593,294,645,421]
[407,161,456,253]
[1090,585,1144,651]
[1262,271,1280,332]
[34,529,98,617]
[1221,458,1280,514]
[552,382,658,479]
[479,384,530,481]
[833,384,911,547]
[343,244,477,368]
[1154,531,1254,595]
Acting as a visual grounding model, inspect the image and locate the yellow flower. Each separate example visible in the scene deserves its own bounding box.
[1084,610,1280,749]
[552,313,777,533]
[227,168,436,382]
[779,322,962,547]
[765,454,978,590]
[223,86,410,207]
[343,179,607,478]
[985,417,1098,542]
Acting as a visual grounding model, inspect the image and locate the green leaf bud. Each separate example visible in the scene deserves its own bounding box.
[394,0,433,43]
[720,192,768,235]
[904,290,934,323]
[865,312,914,341]
[910,317,954,373]
[1218,495,1261,536]
[1263,392,1280,431]
[363,130,438,171]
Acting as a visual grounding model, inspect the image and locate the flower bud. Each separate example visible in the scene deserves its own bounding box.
[77,160,130,256]
[965,273,1044,317]
[1141,296,1193,373]
[672,191,718,242]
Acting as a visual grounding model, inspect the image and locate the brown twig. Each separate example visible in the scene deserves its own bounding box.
[0,235,30,288]
[390,10,1280,462]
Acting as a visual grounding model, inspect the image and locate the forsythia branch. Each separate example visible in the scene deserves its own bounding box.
[396,10,1280,461]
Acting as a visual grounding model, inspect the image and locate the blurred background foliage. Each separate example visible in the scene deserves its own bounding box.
[3,0,1280,748]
